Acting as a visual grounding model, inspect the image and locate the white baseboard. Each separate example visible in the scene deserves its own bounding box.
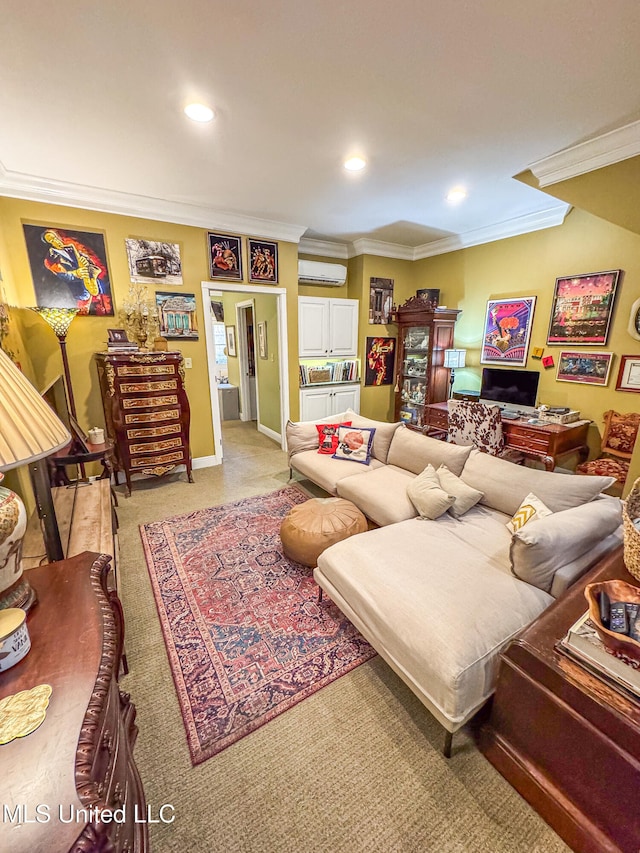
[258,423,281,443]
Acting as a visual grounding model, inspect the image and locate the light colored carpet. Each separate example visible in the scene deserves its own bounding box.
[117,420,569,853]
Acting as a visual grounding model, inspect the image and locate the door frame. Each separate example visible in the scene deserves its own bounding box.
[236,299,259,423]
[201,281,290,463]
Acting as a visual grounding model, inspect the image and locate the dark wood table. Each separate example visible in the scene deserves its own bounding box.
[479,546,640,853]
[424,401,589,470]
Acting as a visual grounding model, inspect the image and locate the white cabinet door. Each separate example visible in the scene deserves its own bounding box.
[298,297,329,357]
[328,300,358,357]
[332,384,360,413]
[299,387,333,421]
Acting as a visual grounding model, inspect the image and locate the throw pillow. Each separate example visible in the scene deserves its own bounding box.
[332,426,376,465]
[436,465,484,519]
[506,492,553,533]
[406,464,456,520]
[316,421,352,454]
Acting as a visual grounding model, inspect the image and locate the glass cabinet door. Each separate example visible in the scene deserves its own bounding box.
[400,325,430,425]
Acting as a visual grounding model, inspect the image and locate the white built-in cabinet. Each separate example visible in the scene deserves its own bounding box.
[298,296,359,357]
[299,383,361,421]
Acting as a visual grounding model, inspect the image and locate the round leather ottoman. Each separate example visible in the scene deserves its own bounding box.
[280,497,368,567]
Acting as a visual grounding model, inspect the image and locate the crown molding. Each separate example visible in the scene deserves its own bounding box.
[529,120,640,187]
[298,237,349,259]
[0,162,307,244]
[350,238,415,260]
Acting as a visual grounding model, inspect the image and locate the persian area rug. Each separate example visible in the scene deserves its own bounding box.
[140,485,375,765]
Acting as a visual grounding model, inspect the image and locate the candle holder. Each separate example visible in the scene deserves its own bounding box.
[119,285,159,350]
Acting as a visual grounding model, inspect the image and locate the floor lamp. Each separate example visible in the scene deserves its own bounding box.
[0,348,71,611]
[443,348,466,399]
[31,307,79,419]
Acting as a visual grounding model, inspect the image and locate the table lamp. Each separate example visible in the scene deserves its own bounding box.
[0,348,71,611]
[443,348,466,398]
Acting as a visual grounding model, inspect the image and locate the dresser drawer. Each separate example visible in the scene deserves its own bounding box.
[503,424,550,454]
[425,407,449,430]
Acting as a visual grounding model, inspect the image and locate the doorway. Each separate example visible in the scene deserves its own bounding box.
[201,281,290,465]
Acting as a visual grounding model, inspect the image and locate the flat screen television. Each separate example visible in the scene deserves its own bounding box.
[479,367,540,412]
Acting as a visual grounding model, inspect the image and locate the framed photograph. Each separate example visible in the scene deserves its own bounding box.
[23,224,114,315]
[369,277,394,324]
[208,233,243,281]
[365,337,396,386]
[125,238,182,285]
[107,328,129,343]
[616,355,640,393]
[481,297,536,366]
[547,269,621,346]
[556,351,613,386]
[225,325,237,357]
[211,300,224,323]
[248,239,278,283]
[257,321,267,359]
[155,291,198,340]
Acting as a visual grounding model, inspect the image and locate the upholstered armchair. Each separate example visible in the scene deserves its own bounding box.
[447,400,523,462]
[576,410,640,487]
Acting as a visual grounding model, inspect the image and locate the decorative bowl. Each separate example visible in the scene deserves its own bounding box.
[585,579,640,666]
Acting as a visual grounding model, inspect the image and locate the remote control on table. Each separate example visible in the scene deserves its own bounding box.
[598,590,611,628]
[609,601,629,635]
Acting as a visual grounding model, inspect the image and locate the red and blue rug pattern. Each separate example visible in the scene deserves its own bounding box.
[140,485,375,764]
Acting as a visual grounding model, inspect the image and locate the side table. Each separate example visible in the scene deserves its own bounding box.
[479,545,640,853]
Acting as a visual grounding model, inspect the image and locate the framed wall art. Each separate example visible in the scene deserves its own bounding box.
[257,321,268,359]
[546,269,621,346]
[365,336,396,386]
[248,239,278,283]
[125,238,182,285]
[627,297,640,342]
[480,297,536,366]
[616,355,640,393]
[225,325,237,357]
[369,277,394,324]
[155,291,198,340]
[23,224,114,315]
[208,233,243,281]
[556,351,613,386]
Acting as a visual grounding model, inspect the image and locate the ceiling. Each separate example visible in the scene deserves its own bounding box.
[2,0,640,258]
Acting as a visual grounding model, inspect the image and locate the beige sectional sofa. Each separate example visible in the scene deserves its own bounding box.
[287,410,623,754]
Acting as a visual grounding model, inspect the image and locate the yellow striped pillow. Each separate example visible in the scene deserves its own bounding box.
[507,492,552,533]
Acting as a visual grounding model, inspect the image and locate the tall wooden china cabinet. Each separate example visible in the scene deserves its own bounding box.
[393,298,460,428]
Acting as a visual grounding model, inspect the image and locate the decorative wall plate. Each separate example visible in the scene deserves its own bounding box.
[628,297,640,341]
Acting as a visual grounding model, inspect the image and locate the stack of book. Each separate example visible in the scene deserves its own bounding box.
[558,611,640,700]
[106,340,139,354]
[299,360,359,386]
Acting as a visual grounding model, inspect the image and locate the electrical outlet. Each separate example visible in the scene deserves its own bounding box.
[184,357,193,368]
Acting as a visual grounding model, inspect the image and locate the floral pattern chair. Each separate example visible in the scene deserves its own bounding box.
[576,410,640,486]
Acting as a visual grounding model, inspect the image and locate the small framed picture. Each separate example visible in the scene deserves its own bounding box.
[616,355,640,393]
[257,321,267,359]
[556,350,613,386]
[225,325,237,357]
[248,239,278,283]
[208,233,243,281]
[108,328,129,343]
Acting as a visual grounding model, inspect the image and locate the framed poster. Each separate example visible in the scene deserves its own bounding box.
[369,277,394,324]
[248,239,278,283]
[547,270,621,346]
[616,355,640,393]
[365,336,396,386]
[155,292,198,340]
[225,325,237,357]
[556,351,613,386]
[481,297,536,366]
[23,224,114,315]
[257,321,267,359]
[208,233,243,281]
[125,238,182,285]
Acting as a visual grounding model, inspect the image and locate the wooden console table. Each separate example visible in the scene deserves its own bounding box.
[479,546,640,853]
[0,552,148,853]
[424,401,589,470]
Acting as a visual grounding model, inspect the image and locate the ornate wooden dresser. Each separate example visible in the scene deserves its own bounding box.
[0,552,148,852]
[95,351,193,495]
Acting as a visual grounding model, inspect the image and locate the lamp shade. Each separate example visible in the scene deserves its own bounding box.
[31,307,78,339]
[443,348,466,369]
[0,348,71,471]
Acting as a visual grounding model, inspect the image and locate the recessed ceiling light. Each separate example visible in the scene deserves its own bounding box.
[447,187,467,203]
[184,103,215,123]
[344,156,367,172]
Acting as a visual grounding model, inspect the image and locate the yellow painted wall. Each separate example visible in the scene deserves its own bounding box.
[253,292,280,433]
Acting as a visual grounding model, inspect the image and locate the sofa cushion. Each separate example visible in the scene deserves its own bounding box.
[315,512,553,727]
[460,448,616,516]
[316,421,352,454]
[332,426,376,465]
[407,464,455,519]
[286,412,350,458]
[344,409,401,464]
[290,449,383,495]
[510,496,623,593]
[506,492,552,533]
[387,424,472,476]
[337,465,418,526]
[436,465,484,519]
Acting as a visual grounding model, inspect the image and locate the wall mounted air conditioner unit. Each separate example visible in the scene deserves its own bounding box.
[298,259,347,286]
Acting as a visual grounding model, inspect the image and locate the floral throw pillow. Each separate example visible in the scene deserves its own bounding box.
[316,421,352,454]
[332,426,376,465]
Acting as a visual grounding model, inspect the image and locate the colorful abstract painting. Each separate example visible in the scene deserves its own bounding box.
[547,270,620,346]
[365,336,396,385]
[481,297,536,366]
[23,224,114,315]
